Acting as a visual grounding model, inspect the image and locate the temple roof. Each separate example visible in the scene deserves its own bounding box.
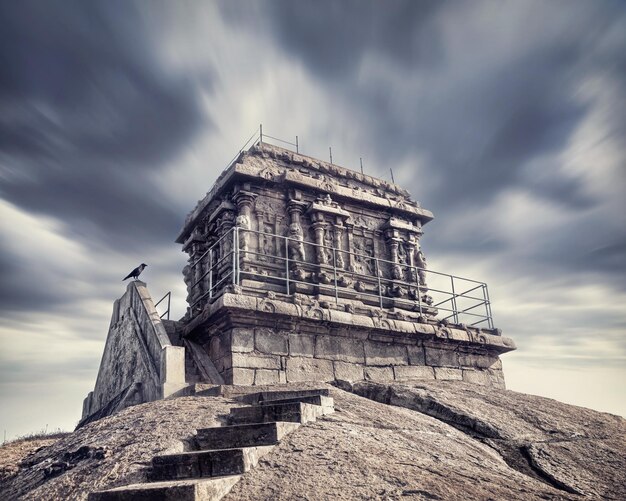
[176,142,434,244]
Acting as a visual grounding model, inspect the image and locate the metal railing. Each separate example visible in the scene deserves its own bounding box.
[187,227,494,329]
[154,291,171,320]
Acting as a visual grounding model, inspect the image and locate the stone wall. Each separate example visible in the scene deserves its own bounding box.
[186,291,513,389]
[80,282,186,424]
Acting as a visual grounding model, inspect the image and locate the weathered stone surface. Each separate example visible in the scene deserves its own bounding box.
[209,332,231,361]
[253,369,281,385]
[406,344,425,365]
[231,353,281,370]
[194,422,299,450]
[288,333,315,357]
[213,355,232,374]
[315,336,364,364]
[223,368,255,385]
[458,352,501,369]
[346,381,626,500]
[231,329,254,353]
[255,329,288,355]
[333,362,364,382]
[461,369,492,386]
[364,341,408,366]
[487,368,506,389]
[364,366,394,382]
[89,476,241,501]
[433,367,463,380]
[393,365,434,381]
[228,402,323,425]
[285,357,335,383]
[424,344,459,367]
[5,384,624,501]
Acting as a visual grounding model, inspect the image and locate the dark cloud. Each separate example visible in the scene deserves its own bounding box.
[0,0,208,248]
[220,0,444,79]
[227,0,626,286]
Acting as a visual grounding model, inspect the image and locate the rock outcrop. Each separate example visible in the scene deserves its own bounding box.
[1,382,624,500]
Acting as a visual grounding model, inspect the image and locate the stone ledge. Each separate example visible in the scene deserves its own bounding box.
[190,292,515,355]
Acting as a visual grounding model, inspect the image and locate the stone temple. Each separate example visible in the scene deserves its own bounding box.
[80,135,516,426]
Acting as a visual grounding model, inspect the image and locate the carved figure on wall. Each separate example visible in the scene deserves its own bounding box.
[235,214,251,252]
[323,228,334,264]
[351,237,375,275]
[397,243,407,265]
[415,247,427,286]
[260,232,275,261]
[288,222,305,262]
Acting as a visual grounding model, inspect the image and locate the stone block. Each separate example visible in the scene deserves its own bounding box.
[394,365,434,381]
[407,345,426,365]
[447,328,470,343]
[289,333,315,357]
[424,344,459,367]
[414,323,436,336]
[315,335,365,363]
[364,341,408,366]
[213,355,232,374]
[286,357,335,383]
[333,361,364,382]
[88,476,241,501]
[458,352,501,369]
[488,368,507,389]
[160,345,186,384]
[231,328,254,353]
[254,369,281,385]
[209,332,231,361]
[195,422,299,450]
[231,353,281,370]
[434,367,463,380]
[369,333,416,345]
[222,293,257,310]
[223,368,255,385]
[229,402,323,425]
[364,366,394,382]
[255,328,288,355]
[461,369,491,386]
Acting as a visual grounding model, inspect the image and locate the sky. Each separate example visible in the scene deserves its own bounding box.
[1,1,625,440]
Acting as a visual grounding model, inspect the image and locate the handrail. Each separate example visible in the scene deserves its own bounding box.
[185,225,495,329]
[154,291,171,320]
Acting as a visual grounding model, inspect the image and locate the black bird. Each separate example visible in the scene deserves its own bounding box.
[123,263,147,281]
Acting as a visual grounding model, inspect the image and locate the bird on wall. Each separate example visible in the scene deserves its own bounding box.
[123,263,147,281]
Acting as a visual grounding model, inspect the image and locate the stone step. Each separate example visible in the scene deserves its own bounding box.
[149,446,274,482]
[228,402,323,425]
[255,395,335,414]
[195,421,300,450]
[241,388,330,404]
[88,475,240,501]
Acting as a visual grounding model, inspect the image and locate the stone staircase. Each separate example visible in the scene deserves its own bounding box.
[88,389,333,501]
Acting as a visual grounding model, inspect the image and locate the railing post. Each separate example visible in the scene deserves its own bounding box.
[375,258,383,309]
[295,135,299,153]
[232,227,238,286]
[332,247,339,304]
[208,248,213,299]
[416,266,423,317]
[285,235,290,295]
[259,124,263,144]
[450,276,459,324]
[483,284,494,329]
[167,292,171,320]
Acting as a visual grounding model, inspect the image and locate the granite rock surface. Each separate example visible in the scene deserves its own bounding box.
[1,382,623,500]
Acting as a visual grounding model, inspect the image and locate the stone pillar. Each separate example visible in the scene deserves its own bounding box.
[233,189,257,253]
[311,218,328,265]
[287,200,307,263]
[334,223,345,269]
